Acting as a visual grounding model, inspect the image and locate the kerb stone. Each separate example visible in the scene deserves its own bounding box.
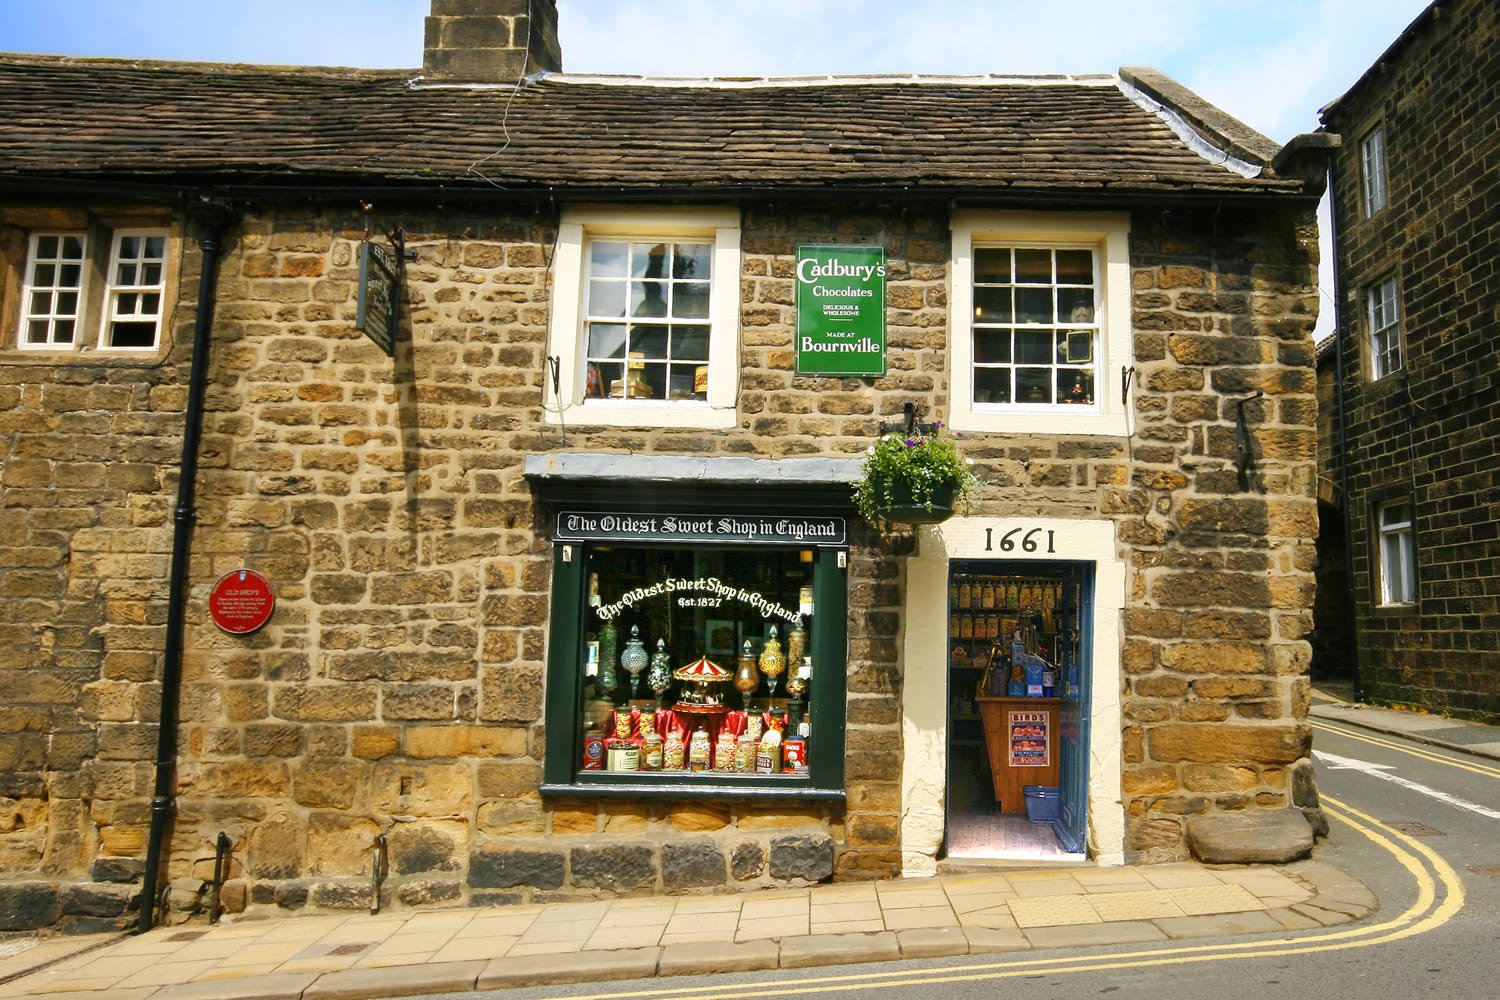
[779,931,901,968]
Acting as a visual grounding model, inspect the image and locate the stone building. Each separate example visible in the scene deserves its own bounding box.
[0,1,1332,933]
[1318,0,1500,722]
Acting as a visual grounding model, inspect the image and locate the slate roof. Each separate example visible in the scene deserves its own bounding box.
[0,54,1307,199]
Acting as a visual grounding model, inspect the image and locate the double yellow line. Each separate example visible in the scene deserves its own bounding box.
[1312,718,1500,780]
[551,795,1464,999]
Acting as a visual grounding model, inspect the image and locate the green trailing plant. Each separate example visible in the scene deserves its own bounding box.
[853,422,982,525]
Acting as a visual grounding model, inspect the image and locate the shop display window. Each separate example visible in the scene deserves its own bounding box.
[542,537,846,797]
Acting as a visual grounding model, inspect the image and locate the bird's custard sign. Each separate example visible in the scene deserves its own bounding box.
[794,244,886,377]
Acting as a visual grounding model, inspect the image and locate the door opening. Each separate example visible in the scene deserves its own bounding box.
[944,559,1092,861]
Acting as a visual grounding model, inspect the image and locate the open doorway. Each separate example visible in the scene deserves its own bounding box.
[944,559,1092,862]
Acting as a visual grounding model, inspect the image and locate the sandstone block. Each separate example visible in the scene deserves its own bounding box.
[770,833,834,882]
[389,821,464,876]
[667,801,730,832]
[404,724,526,759]
[1186,809,1313,864]
[397,879,464,906]
[293,760,363,809]
[248,812,303,879]
[468,844,564,890]
[572,843,657,892]
[661,840,725,890]
[306,813,380,876]
[1147,724,1310,765]
[273,685,376,722]
[371,762,472,816]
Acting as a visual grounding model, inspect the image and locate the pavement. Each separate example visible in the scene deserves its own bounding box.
[0,860,1375,1000]
[1310,684,1500,762]
[12,687,1500,1000]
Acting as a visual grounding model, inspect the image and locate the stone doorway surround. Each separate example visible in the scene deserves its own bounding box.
[900,516,1127,874]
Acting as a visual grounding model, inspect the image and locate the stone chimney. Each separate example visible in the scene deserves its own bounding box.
[423,0,562,82]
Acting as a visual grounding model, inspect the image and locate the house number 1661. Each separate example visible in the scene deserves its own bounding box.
[985,527,1056,554]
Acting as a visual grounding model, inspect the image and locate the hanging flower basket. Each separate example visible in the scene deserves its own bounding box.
[853,422,980,528]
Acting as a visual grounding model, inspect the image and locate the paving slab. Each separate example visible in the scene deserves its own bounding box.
[476,947,661,990]
[657,940,779,977]
[962,926,1032,953]
[303,960,486,999]
[778,932,900,969]
[1153,909,1286,939]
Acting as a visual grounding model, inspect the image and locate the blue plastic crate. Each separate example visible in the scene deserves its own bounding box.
[1023,785,1060,824]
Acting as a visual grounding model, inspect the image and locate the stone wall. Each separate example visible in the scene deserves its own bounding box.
[0,195,1321,927]
[1322,0,1500,722]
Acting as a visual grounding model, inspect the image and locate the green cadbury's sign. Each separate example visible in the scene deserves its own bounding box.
[795,244,886,377]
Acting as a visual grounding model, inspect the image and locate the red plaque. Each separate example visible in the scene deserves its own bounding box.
[209,569,275,635]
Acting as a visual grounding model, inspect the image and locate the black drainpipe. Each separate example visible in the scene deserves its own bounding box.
[137,203,238,934]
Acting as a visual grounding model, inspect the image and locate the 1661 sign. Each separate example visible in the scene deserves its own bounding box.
[795,244,886,377]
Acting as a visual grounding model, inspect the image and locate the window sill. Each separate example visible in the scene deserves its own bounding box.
[2,345,170,367]
[542,780,845,802]
[950,407,1128,438]
[544,400,737,429]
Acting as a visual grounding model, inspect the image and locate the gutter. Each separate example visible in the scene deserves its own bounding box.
[137,202,238,934]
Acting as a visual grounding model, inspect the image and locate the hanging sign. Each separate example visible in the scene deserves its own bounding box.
[356,237,400,357]
[795,244,886,377]
[208,569,276,635]
[1008,710,1050,768]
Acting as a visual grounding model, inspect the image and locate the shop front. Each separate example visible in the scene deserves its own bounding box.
[529,455,861,809]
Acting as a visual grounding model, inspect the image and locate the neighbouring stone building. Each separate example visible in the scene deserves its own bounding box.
[1318,0,1500,721]
[0,1,1333,933]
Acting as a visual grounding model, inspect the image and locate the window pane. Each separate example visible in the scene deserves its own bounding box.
[1057,368,1092,403]
[36,235,58,258]
[974,367,1011,403]
[1055,249,1093,284]
[578,544,817,782]
[673,243,711,279]
[590,241,628,278]
[1016,287,1053,324]
[26,320,48,344]
[56,291,78,316]
[117,292,138,315]
[1014,249,1051,283]
[142,263,163,285]
[142,293,160,315]
[1015,330,1053,365]
[974,248,1010,282]
[116,263,138,286]
[630,282,668,318]
[632,325,669,360]
[587,280,627,318]
[59,264,81,287]
[672,281,710,319]
[33,263,55,286]
[587,323,627,359]
[53,319,74,344]
[1058,287,1094,324]
[1016,367,1052,403]
[61,235,84,258]
[636,362,668,399]
[30,291,52,315]
[973,329,1011,365]
[631,242,670,278]
[144,235,165,258]
[670,327,710,361]
[973,286,1012,323]
[667,364,703,400]
[108,321,157,348]
[595,361,624,396]
[119,235,139,259]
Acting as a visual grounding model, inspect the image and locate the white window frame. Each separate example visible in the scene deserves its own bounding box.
[1367,276,1402,379]
[17,231,89,350]
[545,206,740,429]
[949,211,1131,437]
[1361,126,1388,217]
[1376,500,1416,606]
[97,228,169,351]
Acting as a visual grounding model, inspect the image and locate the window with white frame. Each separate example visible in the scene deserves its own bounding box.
[545,206,740,429]
[18,233,88,348]
[101,230,168,349]
[1376,500,1416,606]
[13,225,171,352]
[1361,127,1388,217]
[950,211,1131,437]
[1367,276,1402,379]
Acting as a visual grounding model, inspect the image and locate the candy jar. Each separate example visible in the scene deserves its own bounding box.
[596,621,618,702]
[733,639,761,711]
[758,625,786,697]
[620,624,649,698]
[648,639,673,705]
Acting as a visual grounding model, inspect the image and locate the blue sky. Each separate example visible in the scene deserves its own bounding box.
[0,0,1435,336]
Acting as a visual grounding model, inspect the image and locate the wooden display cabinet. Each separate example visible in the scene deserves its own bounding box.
[976,696,1061,814]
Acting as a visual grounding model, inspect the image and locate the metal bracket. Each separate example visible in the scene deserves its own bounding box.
[1234,389,1265,492]
[879,400,940,438]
